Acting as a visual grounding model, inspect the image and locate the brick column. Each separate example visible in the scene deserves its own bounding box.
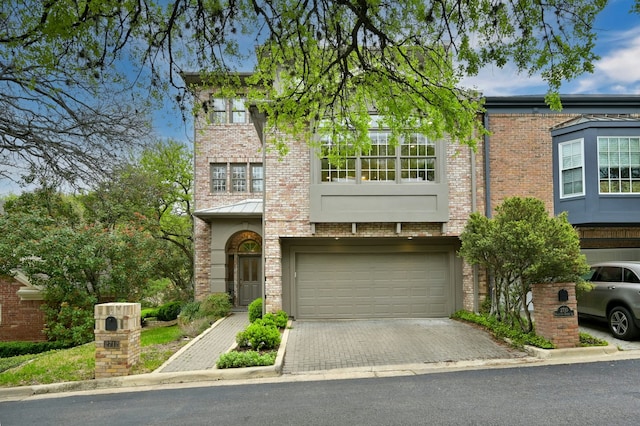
[531,282,580,349]
[94,303,141,379]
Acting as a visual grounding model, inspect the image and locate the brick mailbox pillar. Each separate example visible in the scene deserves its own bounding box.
[94,302,141,379]
[531,282,580,349]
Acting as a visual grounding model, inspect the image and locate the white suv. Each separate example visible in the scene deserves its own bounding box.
[578,261,640,340]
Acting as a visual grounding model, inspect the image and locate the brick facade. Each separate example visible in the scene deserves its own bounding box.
[193,99,483,313]
[0,275,46,342]
[191,87,640,319]
[485,113,579,214]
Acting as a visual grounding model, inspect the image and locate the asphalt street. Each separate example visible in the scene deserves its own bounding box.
[1,359,639,425]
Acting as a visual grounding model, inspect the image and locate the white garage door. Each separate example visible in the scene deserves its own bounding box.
[296,251,451,319]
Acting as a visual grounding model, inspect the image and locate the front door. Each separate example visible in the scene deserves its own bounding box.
[239,255,261,306]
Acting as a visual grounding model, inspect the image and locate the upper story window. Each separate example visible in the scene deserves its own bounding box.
[209,97,249,124]
[598,136,640,194]
[320,130,437,183]
[210,163,263,193]
[559,139,584,198]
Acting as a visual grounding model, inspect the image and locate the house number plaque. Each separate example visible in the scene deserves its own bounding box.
[554,305,574,317]
[104,340,120,349]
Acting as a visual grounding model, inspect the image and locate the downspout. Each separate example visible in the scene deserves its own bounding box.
[250,105,267,316]
[481,111,493,312]
[483,113,492,218]
[471,145,479,313]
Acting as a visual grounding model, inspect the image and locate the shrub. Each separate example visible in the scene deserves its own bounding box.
[157,301,182,321]
[0,341,71,358]
[248,298,262,323]
[257,314,277,328]
[177,301,201,324]
[199,293,232,319]
[258,311,288,329]
[452,310,555,349]
[216,350,277,368]
[42,297,96,346]
[236,322,281,350]
[274,310,288,328]
[141,308,160,320]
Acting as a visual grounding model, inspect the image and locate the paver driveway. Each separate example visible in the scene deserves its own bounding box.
[282,318,528,373]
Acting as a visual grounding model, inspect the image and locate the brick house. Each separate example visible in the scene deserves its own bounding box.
[185,73,640,318]
[484,95,640,263]
[0,272,46,342]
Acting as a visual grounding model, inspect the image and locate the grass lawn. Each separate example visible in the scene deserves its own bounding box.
[0,325,188,388]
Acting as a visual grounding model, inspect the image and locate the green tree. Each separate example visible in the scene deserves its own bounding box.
[459,197,589,333]
[4,0,635,180]
[0,189,167,344]
[81,140,194,300]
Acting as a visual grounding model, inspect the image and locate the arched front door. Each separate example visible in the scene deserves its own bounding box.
[238,251,261,306]
[226,233,262,307]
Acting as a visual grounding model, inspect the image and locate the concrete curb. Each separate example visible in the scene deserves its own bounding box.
[524,343,620,359]
[0,319,291,401]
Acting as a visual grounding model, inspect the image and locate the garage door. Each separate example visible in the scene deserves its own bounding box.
[296,251,451,319]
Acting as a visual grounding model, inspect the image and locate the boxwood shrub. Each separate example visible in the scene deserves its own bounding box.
[236,322,281,350]
[248,298,262,323]
[157,301,182,321]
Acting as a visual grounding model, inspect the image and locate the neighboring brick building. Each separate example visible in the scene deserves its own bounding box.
[0,273,46,342]
[484,95,640,262]
[185,74,640,318]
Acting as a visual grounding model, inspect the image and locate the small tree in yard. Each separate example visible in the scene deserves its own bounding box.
[459,197,589,333]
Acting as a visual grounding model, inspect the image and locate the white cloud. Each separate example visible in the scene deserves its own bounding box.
[460,64,546,96]
[594,32,640,83]
[563,29,640,95]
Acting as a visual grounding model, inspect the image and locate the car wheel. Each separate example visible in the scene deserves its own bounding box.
[608,306,638,340]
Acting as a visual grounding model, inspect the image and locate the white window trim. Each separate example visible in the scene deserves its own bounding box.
[559,138,585,199]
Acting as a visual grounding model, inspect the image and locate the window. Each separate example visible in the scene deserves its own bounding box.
[210,98,227,124]
[320,130,437,184]
[239,240,261,253]
[211,164,227,192]
[251,164,264,192]
[208,97,248,124]
[210,163,263,193]
[401,133,436,182]
[559,139,584,198]
[231,164,247,192]
[598,136,640,194]
[231,98,247,123]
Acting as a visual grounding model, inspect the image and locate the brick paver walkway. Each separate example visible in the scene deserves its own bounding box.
[282,318,527,373]
[158,312,249,373]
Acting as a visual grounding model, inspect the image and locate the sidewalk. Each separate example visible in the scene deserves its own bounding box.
[157,311,249,373]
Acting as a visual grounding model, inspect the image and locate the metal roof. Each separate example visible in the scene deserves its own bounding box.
[193,199,263,219]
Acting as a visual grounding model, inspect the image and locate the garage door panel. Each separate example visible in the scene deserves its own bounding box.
[296,251,451,319]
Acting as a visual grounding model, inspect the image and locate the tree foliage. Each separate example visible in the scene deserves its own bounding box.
[0,189,165,343]
[0,142,194,342]
[82,140,194,300]
[459,197,589,333]
[4,0,633,181]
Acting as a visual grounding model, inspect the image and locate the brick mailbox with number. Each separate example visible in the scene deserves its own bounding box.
[94,303,141,379]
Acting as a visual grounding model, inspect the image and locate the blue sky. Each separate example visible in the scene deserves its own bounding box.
[461,0,640,96]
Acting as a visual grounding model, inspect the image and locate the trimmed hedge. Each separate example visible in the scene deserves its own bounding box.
[157,301,182,321]
[0,341,71,358]
[217,350,277,368]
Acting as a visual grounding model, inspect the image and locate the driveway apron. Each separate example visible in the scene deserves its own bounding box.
[282,319,528,374]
